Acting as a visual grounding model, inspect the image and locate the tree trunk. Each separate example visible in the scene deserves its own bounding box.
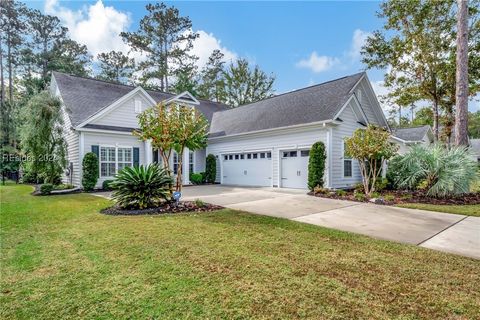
[455,0,469,146]
[7,31,13,102]
[0,39,5,109]
[433,99,439,141]
[398,105,402,126]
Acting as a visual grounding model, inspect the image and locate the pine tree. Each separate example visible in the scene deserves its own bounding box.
[121,2,198,92]
[97,51,135,84]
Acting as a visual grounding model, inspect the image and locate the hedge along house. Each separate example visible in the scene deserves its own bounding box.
[51,71,389,190]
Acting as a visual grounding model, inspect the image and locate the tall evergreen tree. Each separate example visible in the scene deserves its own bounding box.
[121,2,198,92]
[0,0,27,148]
[172,60,199,95]
[197,50,226,102]
[97,50,135,84]
[25,9,91,90]
[27,9,68,85]
[223,58,275,107]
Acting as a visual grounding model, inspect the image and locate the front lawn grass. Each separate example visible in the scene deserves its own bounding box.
[1,183,479,319]
[397,203,480,217]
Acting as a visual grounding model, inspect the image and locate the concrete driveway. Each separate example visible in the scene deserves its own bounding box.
[182,185,479,259]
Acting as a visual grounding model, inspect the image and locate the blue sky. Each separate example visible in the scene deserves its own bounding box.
[30,0,479,113]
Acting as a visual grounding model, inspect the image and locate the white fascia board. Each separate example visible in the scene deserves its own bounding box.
[333,95,369,125]
[208,120,337,142]
[165,91,200,105]
[350,74,391,131]
[75,127,135,136]
[390,135,418,144]
[76,86,157,128]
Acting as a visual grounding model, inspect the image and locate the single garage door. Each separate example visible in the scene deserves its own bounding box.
[281,150,310,189]
[222,151,272,187]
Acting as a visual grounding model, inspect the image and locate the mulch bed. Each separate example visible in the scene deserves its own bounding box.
[101,201,223,216]
[310,190,480,205]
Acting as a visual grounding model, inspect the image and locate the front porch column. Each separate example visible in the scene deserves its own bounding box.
[182,147,190,185]
[144,139,153,165]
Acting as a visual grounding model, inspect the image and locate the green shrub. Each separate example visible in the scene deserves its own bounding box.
[336,189,347,197]
[190,173,203,184]
[354,192,366,202]
[21,170,38,184]
[370,192,380,198]
[102,180,115,191]
[40,183,54,195]
[375,178,388,192]
[354,183,365,193]
[110,164,173,209]
[313,186,329,194]
[384,194,395,202]
[199,172,206,183]
[194,198,205,208]
[54,184,74,190]
[389,144,478,197]
[308,141,326,191]
[82,152,99,191]
[205,154,216,183]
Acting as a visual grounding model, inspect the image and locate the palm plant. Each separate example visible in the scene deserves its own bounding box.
[110,164,173,209]
[388,144,478,197]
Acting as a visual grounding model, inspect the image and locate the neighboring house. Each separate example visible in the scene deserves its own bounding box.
[470,139,480,163]
[52,71,389,190]
[390,125,434,154]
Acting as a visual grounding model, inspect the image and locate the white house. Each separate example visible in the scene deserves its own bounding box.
[390,125,434,154]
[51,71,389,190]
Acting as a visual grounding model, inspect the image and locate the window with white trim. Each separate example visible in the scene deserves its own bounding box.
[100,146,133,177]
[343,142,352,178]
[189,151,194,173]
[117,147,133,171]
[173,151,179,174]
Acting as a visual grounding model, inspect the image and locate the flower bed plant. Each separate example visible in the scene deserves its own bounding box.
[310,188,480,205]
[101,200,222,216]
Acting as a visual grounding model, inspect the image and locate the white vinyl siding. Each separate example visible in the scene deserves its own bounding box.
[355,79,384,126]
[207,125,328,187]
[91,93,152,128]
[331,102,363,188]
[194,149,206,173]
[51,77,81,187]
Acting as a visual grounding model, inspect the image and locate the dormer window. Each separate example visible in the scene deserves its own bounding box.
[134,99,142,113]
[356,89,362,103]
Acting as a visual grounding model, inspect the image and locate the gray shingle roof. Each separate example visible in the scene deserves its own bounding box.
[52,72,229,127]
[209,72,365,137]
[392,125,431,142]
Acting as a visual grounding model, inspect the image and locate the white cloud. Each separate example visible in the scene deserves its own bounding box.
[348,29,371,60]
[296,29,372,74]
[45,0,131,59]
[191,30,237,69]
[296,52,339,73]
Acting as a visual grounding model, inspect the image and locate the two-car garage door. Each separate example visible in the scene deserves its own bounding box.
[221,149,310,189]
[222,151,272,186]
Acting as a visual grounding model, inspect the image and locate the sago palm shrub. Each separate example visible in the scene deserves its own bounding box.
[110,164,173,209]
[388,144,478,197]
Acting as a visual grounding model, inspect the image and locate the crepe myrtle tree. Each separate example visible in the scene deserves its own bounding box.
[344,125,398,196]
[134,102,208,193]
[170,103,209,191]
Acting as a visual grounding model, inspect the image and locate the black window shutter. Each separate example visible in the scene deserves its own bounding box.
[152,148,159,163]
[133,147,140,166]
[91,145,99,157]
